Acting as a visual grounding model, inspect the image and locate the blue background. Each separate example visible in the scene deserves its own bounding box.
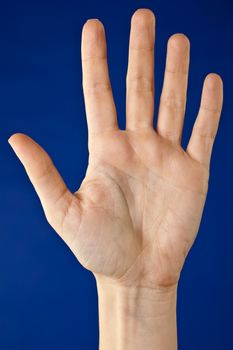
[0,0,232,349]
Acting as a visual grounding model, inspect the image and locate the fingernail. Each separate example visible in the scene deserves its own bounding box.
[86,18,100,22]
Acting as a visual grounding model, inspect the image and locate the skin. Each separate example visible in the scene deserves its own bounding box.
[8,9,223,350]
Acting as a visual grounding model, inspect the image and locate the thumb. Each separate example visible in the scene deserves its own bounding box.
[8,133,75,232]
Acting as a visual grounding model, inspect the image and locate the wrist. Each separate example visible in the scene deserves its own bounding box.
[95,276,178,350]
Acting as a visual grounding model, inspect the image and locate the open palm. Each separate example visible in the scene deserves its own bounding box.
[9,9,223,289]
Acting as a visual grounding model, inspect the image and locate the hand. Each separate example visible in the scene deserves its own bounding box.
[9,9,223,292]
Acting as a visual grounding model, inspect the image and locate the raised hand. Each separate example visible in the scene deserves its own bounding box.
[9,9,223,291]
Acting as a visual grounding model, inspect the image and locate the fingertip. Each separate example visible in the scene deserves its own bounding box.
[81,18,106,59]
[205,73,223,90]
[131,8,156,26]
[8,134,40,164]
[168,33,190,52]
[8,133,24,148]
[8,132,32,147]
[82,18,104,38]
[8,132,23,141]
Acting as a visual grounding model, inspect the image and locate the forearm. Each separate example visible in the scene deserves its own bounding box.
[96,277,178,350]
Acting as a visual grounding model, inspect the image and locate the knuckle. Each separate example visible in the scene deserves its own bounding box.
[159,95,186,112]
[126,75,154,94]
[83,80,112,96]
[194,125,216,140]
[200,103,221,114]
